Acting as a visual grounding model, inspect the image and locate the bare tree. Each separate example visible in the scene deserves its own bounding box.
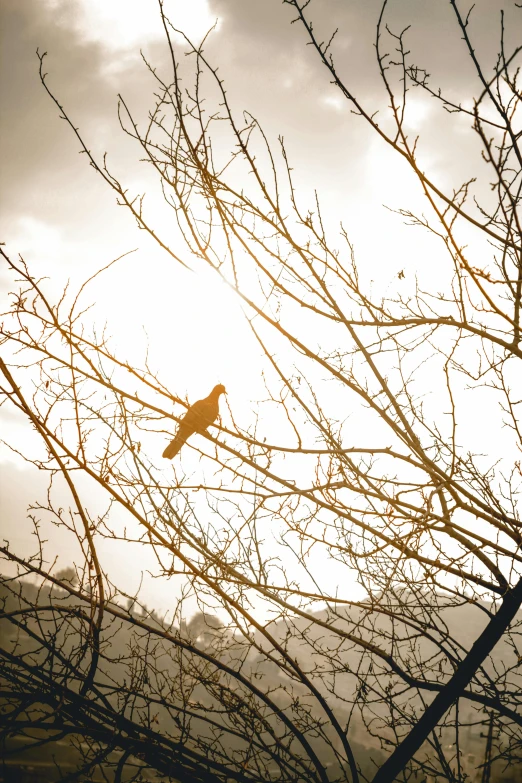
[1,1,521,781]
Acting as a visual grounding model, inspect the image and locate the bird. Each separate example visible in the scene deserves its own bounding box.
[162,384,226,459]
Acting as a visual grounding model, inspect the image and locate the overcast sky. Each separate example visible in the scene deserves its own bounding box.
[1,0,520,612]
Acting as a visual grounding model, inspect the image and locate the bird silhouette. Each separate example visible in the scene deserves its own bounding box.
[162,384,226,459]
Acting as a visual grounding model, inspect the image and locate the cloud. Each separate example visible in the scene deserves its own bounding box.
[42,0,163,52]
[41,0,217,54]
[0,0,106,218]
[0,0,169,268]
[2,0,507,236]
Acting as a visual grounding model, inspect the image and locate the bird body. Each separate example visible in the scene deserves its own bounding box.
[162,384,226,459]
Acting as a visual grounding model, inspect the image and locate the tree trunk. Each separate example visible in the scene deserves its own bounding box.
[372,578,522,782]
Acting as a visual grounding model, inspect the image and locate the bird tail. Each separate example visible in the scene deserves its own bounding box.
[162,434,185,460]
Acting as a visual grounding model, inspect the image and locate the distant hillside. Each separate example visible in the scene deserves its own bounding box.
[1,577,520,782]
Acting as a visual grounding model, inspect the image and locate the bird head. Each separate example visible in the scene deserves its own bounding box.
[213,383,226,397]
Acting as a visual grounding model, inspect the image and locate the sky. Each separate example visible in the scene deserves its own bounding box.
[1,0,520,614]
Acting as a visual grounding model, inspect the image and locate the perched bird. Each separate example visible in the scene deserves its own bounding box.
[162,384,226,459]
